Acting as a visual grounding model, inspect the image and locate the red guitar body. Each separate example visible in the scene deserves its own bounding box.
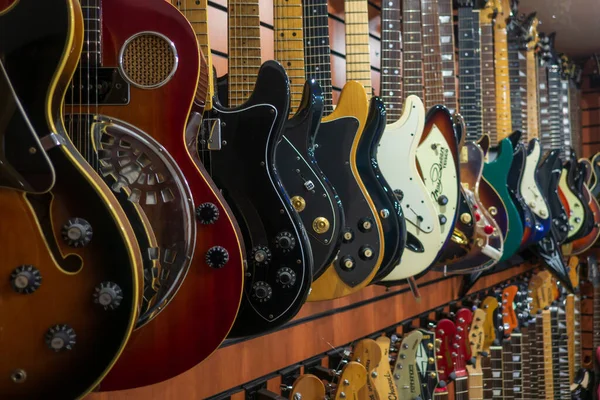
[95,0,244,390]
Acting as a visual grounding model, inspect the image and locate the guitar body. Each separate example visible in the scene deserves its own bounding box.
[520,139,551,237]
[482,138,523,261]
[205,61,311,335]
[308,81,383,300]
[275,79,344,278]
[356,97,405,279]
[377,95,443,283]
[81,0,245,389]
[506,142,537,247]
[560,163,587,242]
[416,105,460,248]
[570,159,600,255]
[591,152,600,199]
[0,0,143,397]
[570,156,595,240]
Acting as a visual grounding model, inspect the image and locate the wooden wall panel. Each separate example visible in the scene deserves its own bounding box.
[581,57,600,157]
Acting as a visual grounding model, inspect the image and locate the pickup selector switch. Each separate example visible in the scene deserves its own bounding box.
[276,267,296,288]
[251,281,272,302]
[10,265,42,294]
[275,232,296,252]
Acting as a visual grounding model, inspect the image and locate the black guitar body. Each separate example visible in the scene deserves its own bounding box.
[312,110,381,287]
[275,79,344,279]
[530,149,573,293]
[356,97,405,280]
[209,61,313,337]
[564,151,594,242]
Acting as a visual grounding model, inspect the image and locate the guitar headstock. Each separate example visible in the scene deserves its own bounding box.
[501,285,519,335]
[587,255,600,287]
[417,329,440,399]
[435,319,457,382]
[481,296,499,349]
[393,330,424,398]
[480,0,499,24]
[290,374,325,400]
[351,339,382,372]
[496,0,512,28]
[333,362,367,400]
[469,308,487,363]
[452,309,473,377]
[526,13,539,51]
[568,256,581,292]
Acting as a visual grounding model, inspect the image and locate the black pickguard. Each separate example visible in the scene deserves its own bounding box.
[357,97,405,281]
[564,152,594,242]
[0,0,138,397]
[312,113,381,287]
[507,142,537,248]
[538,150,569,244]
[206,61,312,336]
[275,79,343,279]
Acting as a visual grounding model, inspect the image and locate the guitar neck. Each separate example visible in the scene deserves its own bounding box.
[569,83,582,152]
[420,0,444,108]
[302,0,334,114]
[574,295,582,371]
[502,338,515,400]
[466,365,483,400]
[553,306,570,398]
[493,15,512,140]
[380,0,402,121]
[344,0,372,97]
[458,6,482,140]
[595,286,600,350]
[547,66,563,152]
[481,353,493,399]
[174,0,214,109]
[559,79,573,155]
[508,38,524,135]
[402,0,424,99]
[80,0,102,67]
[274,0,305,112]
[454,374,469,400]
[538,62,552,152]
[490,344,503,398]
[526,50,540,139]
[542,310,554,400]
[521,325,533,400]
[437,0,456,112]
[567,294,576,384]
[511,333,523,397]
[228,0,262,107]
[480,19,497,143]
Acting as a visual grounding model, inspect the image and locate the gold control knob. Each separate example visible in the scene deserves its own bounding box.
[488,206,498,216]
[291,196,306,212]
[460,213,472,224]
[312,217,330,234]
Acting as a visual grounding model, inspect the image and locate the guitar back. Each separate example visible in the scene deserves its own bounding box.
[0,0,143,397]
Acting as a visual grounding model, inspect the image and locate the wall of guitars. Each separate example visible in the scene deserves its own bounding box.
[1,0,600,398]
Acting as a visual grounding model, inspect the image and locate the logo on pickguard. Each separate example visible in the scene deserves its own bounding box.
[430,146,449,201]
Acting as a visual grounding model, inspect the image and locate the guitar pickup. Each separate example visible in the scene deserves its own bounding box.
[201,118,222,150]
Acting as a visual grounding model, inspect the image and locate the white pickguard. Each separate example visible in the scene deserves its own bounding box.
[416,125,459,245]
[559,169,584,239]
[377,95,443,281]
[520,141,550,220]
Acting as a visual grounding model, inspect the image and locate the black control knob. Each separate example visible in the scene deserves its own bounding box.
[45,324,76,352]
[93,282,123,310]
[206,246,229,268]
[251,246,272,266]
[10,265,42,294]
[358,217,374,233]
[251,281,272,302]
[275,232,296,252]
[437,195,449,206]
[276,267,297,288]
[61,218,93,247]
[196,202,220,224]
[393,189,404,202]
[340,255,356,271]
[439,214,447,225]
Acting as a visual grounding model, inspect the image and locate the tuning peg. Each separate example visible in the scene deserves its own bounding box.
[448,372,457,381]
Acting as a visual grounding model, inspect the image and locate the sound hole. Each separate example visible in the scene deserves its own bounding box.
[119,32,177,89]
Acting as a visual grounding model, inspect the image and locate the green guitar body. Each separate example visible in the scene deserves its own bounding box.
[482,138,524,261]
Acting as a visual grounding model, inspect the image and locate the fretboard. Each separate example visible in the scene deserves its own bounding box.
[594,286,600,350]
[525,51,540,139]
[508,38,524,134]
[481,353,493,399]
[490,344,503,398]
[547,66,563,153]
[228,0,262,107]
[566,294,576,384]
[537,63,551,152]
[433,388,449,400]
[274,0,305,113]
[502,338,515,400]
[454,375,469,400]
[437,0,456,112]
[303,0,334,114]
[542,309,554,400]
[174,0,214,109]
[466,365,483,400]
[480,18,497,143]
[519,50,528,142]
[344,0,372,97]
[402,0,424,99]
[521,325,534,400]
[511,333,523,399]
[458,6,482,140]
[380,0,402,121]
[493,13,512,140]
[80,0,102,67]
[559,79,572,158]
[569,83,582,155]
[553,306,570,398]
[574,295,582,371]
[420,0,444,108]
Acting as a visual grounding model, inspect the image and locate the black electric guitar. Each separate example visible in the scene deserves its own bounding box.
[0,0,143,397]
[207,0,313,336]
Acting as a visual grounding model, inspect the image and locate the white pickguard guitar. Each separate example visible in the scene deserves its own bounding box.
[377,95,444,282]
[520,139,550,220]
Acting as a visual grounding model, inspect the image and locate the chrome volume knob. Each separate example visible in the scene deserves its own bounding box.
[195,202,220,224]
[93,281,123,310]
[206,246,229,268]
[61,218,93,247]
[10,265,42,294]
[251,246,272,266]
[45,325,76,352]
